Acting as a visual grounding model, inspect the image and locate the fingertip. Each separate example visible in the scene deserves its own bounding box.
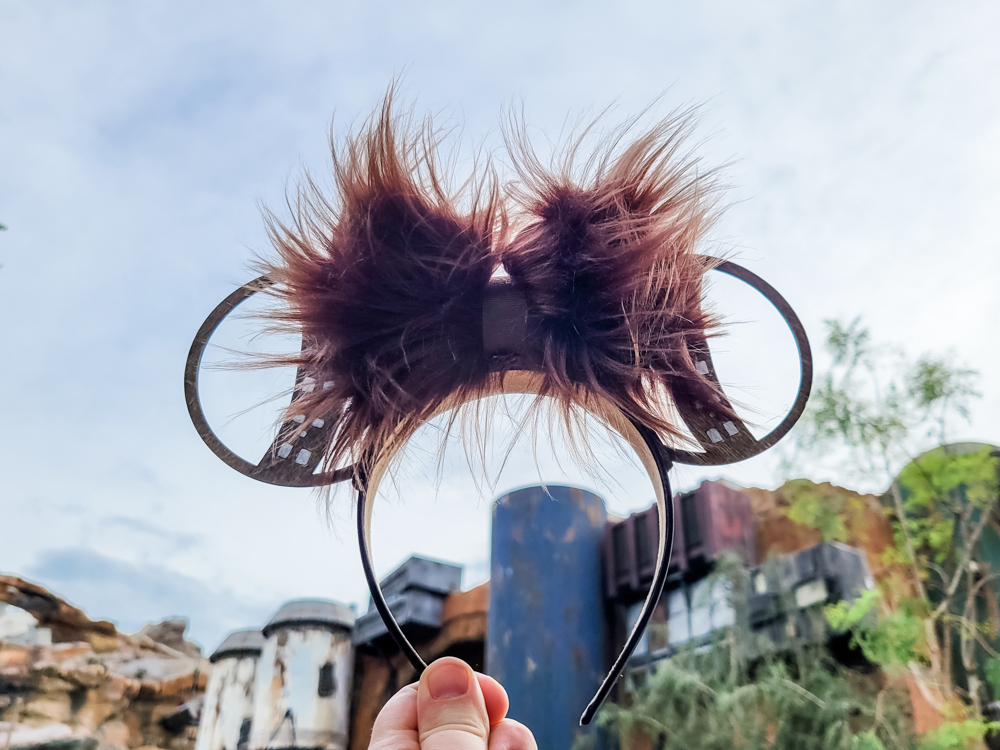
[488,718,537,750]
[369,683,418,749]
[476,673,509,726]
[417,658,491,747]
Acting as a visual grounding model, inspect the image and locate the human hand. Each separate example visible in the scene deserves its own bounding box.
[369,657,537,750]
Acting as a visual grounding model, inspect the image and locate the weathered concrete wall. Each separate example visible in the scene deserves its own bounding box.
[196,655,257,750]
[250,629,353,750]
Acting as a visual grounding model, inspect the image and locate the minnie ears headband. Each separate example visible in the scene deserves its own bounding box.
[184,102,812,725]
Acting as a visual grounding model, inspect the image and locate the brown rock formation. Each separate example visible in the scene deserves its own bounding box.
[1,577,207,750]
[1,575,116,646]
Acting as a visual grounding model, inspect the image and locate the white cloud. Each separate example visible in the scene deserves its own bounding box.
[25,547,276,651]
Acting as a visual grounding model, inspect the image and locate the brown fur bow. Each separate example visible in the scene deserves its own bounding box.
[255,94,737,479]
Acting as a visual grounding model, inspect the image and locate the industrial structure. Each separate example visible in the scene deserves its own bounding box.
[196,630,264,750]
[249,601,355,750]
[195,481,875,750]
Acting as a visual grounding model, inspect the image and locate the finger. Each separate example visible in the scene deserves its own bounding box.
[488,719,538,750]
[417,657,491,750]
[369,684,419,750]
[476,673,509,727]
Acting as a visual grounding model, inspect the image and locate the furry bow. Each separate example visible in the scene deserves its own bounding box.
[256,95,737,478]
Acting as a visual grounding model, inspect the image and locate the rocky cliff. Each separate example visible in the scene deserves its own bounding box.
[1,575,207,750]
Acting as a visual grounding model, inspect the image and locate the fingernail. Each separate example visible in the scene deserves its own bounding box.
[427,661,470,699]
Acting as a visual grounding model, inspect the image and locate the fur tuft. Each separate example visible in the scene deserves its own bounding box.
[501,113,737,442]
[257,93,501,477]
[253,97,737,483]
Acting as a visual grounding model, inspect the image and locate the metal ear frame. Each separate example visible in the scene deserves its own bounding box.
[667,260,812,466]
[183,276,353,488]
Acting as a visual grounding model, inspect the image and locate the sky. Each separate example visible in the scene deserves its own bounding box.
[1,1,999,652]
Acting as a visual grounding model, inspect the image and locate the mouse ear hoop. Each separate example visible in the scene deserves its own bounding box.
[355,378,677,726]
[667,259,813,466]
[183,275,355,488]
[184,258,811,725]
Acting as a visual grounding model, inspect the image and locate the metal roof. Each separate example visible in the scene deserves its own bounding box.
[210,629,265,662]
[377,555,462,603]
[353,589,445,647]
[262,599,355,637]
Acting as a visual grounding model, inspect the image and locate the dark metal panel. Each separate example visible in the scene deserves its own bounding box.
[377,556,462,600]
[691,481,756,568]
[352,589,446,647]
[820,542,875,602]
[602,500,685,602]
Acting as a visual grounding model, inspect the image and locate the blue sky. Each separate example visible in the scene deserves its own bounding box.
[1,1,998,651]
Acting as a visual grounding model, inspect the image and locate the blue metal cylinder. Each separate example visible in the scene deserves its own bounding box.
[487,485,608,749]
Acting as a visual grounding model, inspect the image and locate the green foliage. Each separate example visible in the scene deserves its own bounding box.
[906,357,979,418]
[825,589,926,671]
[919,720,1000,750]
[825,317,870,369]
[599,646,914,750]
[984,656,1000,696]
[889,445,998,571]
[782,317,1000,732]
[853,731,889,750]
[785,480,849,542]
[825,588,881,631]
[898,447,998,516]
[793,318,981,483]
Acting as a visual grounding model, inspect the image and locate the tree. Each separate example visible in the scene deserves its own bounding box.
[788,319,999,720]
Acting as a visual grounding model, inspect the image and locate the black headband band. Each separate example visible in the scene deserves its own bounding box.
[355,399,674,725]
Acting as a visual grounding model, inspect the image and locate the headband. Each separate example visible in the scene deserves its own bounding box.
[184,99,812,725]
